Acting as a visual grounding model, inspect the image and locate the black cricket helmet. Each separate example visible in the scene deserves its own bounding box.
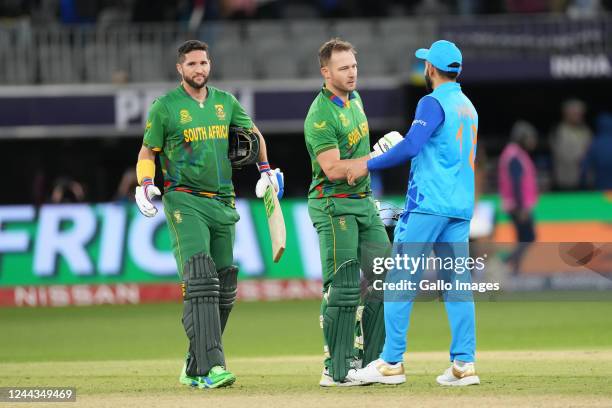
[228,126,260,169]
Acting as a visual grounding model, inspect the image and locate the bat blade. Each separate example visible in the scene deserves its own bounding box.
[263,185,286,262]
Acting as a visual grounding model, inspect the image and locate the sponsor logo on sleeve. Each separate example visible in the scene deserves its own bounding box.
[313,121,327,130]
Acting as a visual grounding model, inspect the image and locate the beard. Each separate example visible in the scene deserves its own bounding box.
[331,80,355,94]
[183,74,208,89]
[425,72,433,92]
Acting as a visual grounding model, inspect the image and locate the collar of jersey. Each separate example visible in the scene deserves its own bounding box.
[179,84,210,105]
[322,86,355,108]
[431,81,461,93]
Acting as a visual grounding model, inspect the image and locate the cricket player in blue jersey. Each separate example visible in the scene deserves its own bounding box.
[346,40,480,386]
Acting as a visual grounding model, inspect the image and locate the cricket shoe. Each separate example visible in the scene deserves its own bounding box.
[179,359,236,389]
[350,358,406,385]
[319,367,366,387]
[436,361,480,386]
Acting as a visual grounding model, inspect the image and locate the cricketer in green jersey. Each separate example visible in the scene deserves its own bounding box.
[134,40,284,389]
[304,38,403,387]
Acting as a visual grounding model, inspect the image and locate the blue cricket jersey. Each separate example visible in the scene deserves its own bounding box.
[368,82,478,220]
[410,82,478,220]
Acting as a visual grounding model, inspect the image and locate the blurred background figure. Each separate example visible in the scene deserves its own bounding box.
[582,113,612,190]
[550,99,592,190]
[221,0,257,19]
[115,167,138,202]
[50,176,86,203]
[498,120,539,275]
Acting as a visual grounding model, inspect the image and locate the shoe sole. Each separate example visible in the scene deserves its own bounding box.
[319,379,367,387]
[319,375,367,387]
[436,375,480,386]
[319,382,366,387]
[180,375,236,389]
[357,374,406,385]
[201,375,236,389]
[376,375,406,385]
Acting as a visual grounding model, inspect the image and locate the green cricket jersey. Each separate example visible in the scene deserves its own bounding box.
[304,86,371,199]
[143,85,253,201]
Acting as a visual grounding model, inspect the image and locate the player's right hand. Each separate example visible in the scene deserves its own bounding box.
[256,162,284,199]
[371,131,404,158]
[135,178,161,217]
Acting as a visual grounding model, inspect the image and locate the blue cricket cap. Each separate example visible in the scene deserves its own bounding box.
[415,40,462,73]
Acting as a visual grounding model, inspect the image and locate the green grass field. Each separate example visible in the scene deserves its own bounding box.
[1,300,612,407]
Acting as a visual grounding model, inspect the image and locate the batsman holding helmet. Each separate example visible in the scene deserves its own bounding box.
[304,38,404,386]
[134,40,283,389]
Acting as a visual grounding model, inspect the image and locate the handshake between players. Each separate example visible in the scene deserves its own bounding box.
[346,131,404,186]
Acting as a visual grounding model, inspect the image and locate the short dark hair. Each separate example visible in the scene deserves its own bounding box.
[318,38,356,67]
[177,40,209,63]
[434,62,460,80]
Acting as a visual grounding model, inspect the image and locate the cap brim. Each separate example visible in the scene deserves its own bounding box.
[415,48,429,60]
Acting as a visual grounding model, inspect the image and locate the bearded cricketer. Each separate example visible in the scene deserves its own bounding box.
[134,40,284,389]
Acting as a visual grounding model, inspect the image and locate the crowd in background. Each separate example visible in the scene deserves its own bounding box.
[1,0,611,24]
[1,1,611,204]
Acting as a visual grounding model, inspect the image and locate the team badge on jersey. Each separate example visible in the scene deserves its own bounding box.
[173,209,183,224]
[179,109,192,124]
[215,104,226,120]
[338,113,349,127]
[338,217,347,231]
[313,121,327,130]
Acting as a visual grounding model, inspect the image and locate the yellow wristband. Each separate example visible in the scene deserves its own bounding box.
[136,159,155,185]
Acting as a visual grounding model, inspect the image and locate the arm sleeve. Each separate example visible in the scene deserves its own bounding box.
[230,94,254,129]
[305,110,338,156]
[509,157,524,209]
[367,96,444,171]
[143,100,168,151]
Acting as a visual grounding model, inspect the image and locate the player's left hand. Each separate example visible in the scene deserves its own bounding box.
[371,131,404,158]
[255,162,284,199]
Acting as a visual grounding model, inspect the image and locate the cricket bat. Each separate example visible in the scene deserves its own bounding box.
[263,185,286,262]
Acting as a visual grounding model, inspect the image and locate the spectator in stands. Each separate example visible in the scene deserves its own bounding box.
[550,99,592,190]
[221,0,256,19]
[581,112,612,190]
[498,120,539,275]
[50,176,86,203]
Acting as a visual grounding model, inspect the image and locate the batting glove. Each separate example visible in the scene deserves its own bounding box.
[255,162,284,199]
[371,131,404,158]
[135,178,161,217]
